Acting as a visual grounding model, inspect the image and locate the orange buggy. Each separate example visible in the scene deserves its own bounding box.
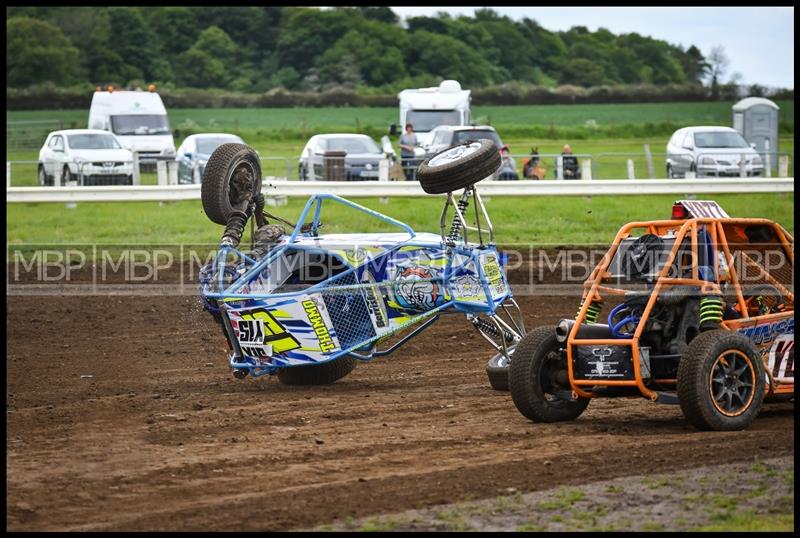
[510,200,794,431]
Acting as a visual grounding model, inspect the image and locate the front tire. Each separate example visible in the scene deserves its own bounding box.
[276,356,358,385]
[416,139,501,194]
[509,326,590,422]
[677,330,765,431]
[202,143,262,226]
[486,347,515,391]
[62,165,74,185]
[38,164,50,186]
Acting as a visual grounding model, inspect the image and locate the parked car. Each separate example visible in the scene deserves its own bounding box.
[666,126,764,178]
[175,133,246,184]
[423,125,518,180]
[298,134,391,181]
[38,129,134,186]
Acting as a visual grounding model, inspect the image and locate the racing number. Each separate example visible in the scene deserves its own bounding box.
[239,310,301,354]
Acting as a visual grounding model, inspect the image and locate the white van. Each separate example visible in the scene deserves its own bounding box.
[88,88,176,163]
[392,80,471,155]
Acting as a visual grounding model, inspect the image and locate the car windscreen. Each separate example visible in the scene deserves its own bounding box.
[67,134,122,150]
[693,131,749,148]
[110,115,171,136]
[453,130,502,147]
[325,138,381,154]
[196,137,240,155]
[406,110,461,132]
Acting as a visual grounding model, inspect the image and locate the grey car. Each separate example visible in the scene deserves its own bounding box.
[298,134,393,181]
[175,133,245,184]
[666,126,763,178]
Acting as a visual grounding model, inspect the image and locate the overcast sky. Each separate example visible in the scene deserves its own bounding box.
[389,6,794,88]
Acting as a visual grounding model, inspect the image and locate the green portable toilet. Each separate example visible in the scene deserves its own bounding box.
[732,97,779,156]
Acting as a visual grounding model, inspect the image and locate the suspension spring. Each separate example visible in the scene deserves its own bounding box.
[472,316,515,343]
[221,209,249,248]
[577,298,602,324]
[699,295,724,329]
[446,190,471,245]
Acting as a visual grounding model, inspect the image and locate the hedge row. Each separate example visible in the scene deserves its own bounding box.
[7,83,794,110]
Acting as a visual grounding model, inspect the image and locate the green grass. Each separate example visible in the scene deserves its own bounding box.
[6,193,793,251]
[538,488,586,510]
[694,511,793,532]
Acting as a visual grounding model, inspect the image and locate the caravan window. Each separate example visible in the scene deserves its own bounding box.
[110,115,171,135]
[406,110,461,132]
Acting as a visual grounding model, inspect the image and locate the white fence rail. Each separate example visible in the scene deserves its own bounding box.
[6,177,794,203]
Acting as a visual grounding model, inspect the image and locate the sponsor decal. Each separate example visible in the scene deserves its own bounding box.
[738,318,794,345]
[482,255,506,295]
[361,270,388,329]
[453,274,482,300]
[302,299,336,353]
[232,309,301,358]
[390,265,444,311]
[767,335,794,380]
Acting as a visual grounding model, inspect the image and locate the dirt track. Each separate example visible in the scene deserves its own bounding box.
[6,265,795,531]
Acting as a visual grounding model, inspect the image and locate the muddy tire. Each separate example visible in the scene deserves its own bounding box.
[277,356,358,386]
[486,347,515,391]
[677,330,765,431]
[416,139,501,194]
[201,143,262,226]
[509,326,590,422]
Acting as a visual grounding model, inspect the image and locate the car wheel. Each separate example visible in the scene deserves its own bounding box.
[201,143,262,226]
[486,346,515,391]
[62,166,74,185]
[276,356,358,385]
[677,330,765,431]
[416,139,501,194]
[666,164,675,179]
[37,164,50,186]
[509,326,590,422]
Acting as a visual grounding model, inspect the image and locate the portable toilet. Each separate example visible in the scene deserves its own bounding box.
[732,97,779,155]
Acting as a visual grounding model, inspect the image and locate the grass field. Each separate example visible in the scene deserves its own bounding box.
[6,192,793,250]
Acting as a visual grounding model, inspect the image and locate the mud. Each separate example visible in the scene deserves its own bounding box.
[6,262,795,531]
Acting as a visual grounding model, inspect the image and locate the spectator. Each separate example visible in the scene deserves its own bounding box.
[523,147,546,180]
[497,144,519,180]
[398,123,418,181]
[559,144,581,180]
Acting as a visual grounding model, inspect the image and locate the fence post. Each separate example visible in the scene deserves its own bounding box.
[644,144,655,179]
[556,156,563,180]
[65,177,78,209]
[132,152,141,185]
[739,153,747,177]
[582,158,592,180]
[6,162,10,189]
[764,139,771,178]
[778,154,789,177]
[626,159,636,179]
[157,160,167,186]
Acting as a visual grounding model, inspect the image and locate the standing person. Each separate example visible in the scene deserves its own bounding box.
[559,144,581,179]
[398,123,418,181]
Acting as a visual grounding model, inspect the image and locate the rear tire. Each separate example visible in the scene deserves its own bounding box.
[277,356,358,385]
[38,164,50,186]
[509,326,590,422]
[677,330,765,431]
[416,139,501,194]
[201,143,262,225]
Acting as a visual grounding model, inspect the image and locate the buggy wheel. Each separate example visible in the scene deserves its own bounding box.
[276,356,358,385]
[509,326,590,422]
[486,346,515,391]
[677,330,765,431]
[416,139,501,194]
[201,143,262,225]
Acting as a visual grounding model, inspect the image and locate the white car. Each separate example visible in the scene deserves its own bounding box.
[175,133,245,184]
[298,134,392,181]
[666,126,764,178]
[38,129,134,186]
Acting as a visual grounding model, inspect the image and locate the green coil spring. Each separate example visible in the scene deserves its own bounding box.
[699,295,724,326]
[578,299,602,324]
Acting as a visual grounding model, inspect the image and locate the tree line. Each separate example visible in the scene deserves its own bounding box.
[7,6,750,97]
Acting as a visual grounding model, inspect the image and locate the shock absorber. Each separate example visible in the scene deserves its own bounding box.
[471,316,515,343]
[699,294,724,330]
[221,208,249,248]
[446,188,472,245]
[577,297,602,324]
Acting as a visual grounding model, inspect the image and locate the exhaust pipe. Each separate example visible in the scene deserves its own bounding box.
[556,319,574,343]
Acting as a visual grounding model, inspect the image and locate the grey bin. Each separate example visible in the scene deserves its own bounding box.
[323,150,347,181]
[732,97,780,155]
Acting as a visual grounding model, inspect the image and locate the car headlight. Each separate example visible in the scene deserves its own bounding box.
[163,147,175,156]
[699,156,716,166]
[751,155,763,165]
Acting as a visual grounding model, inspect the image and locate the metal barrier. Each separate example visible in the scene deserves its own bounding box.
[6,177,794,203]
[597,151,794,180]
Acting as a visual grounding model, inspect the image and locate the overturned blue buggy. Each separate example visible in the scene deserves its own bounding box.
[199,141,524,388]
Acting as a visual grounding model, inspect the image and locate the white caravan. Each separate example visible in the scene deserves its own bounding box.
[392,80,471,157]
[88,88,176,163]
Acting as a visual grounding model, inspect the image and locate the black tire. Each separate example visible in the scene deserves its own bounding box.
[201,143,262,226]
[62,165,73,185]
[37,164,50,186]
[509,326,590,422]
[276,356,358,386]
[677,330,765,431]
[126,174,134,186]
[486,346,515,391]
[666,164,674,179]
[416,139,501,194]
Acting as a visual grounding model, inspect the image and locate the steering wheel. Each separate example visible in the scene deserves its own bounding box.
[624,234,664,279]
[742,284,785,316]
